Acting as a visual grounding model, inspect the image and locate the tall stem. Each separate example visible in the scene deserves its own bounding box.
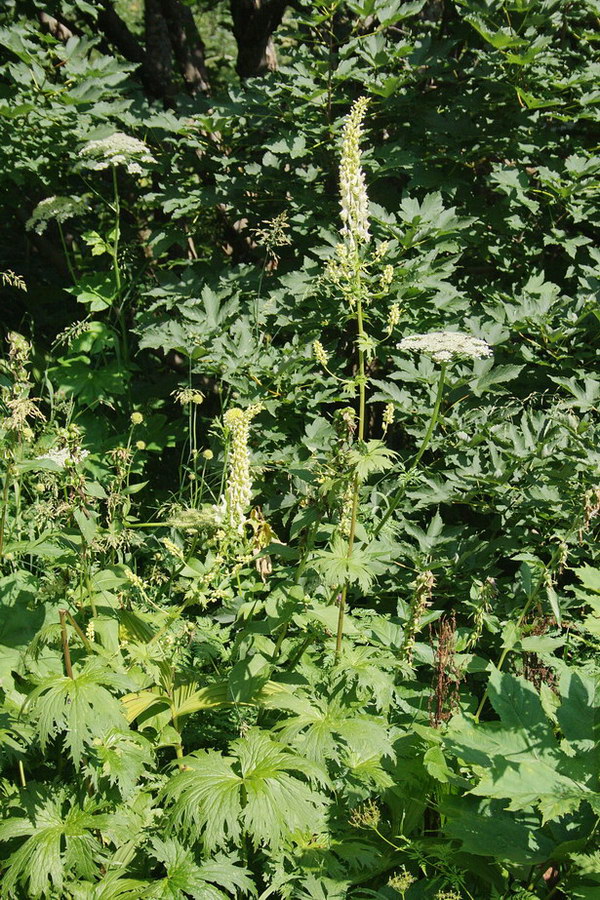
[0,461,12,562]
[111,166,122,298]
[335,291,367,661]
[374,363,447,538]
[59,610,74,679]
[111,166,129,372]
[58,222,77,284]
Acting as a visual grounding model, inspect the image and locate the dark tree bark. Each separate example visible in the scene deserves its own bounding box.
[159,0,211,94]
[230,0,288,78]
[143,0,176,102]
[96,0,145,64]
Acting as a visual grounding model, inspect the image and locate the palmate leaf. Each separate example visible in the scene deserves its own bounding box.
[163,728,329,850]
[312,537,374,591]
[0,787,106,899]
[145,838,255,899]
[273,692,394,765]
[445,667,599,823]
[25,659,132,766]
[86,728,154,798]
[347,440,397,479]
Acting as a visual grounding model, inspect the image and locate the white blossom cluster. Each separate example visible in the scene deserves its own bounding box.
[79,132,156,175]
[26,195,88,235]
[339,96,370,247]
[223,404,262,531]
[36,447,89,468]
[397,331,493,363]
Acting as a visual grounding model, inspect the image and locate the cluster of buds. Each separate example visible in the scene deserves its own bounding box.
[379,264,394,290]
[466,577,495,650]
[2,333,44,434]
[172,387,204,406]
[387,868,416,896]
[401,570,435,663]
[349,799,381,829]
[313,340,329,369]
[382,403,395,435]
[387,302,401,333]
[223,404,263,531]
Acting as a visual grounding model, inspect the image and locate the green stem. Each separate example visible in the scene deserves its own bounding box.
[374,363,447,538]
[59,610,74,679]
[58,222,77,283]
[335,291,367,661]
[111,166,122,298]
[0,461,12,561]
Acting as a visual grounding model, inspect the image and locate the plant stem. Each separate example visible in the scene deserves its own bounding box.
[58,222,77,283]
[0,461,12,561]
[59,610,74,679]
[112,166,122,298]
[335,292,367,661]
[374,363,447,538]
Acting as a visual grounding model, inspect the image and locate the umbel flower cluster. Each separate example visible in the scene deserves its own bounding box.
[79,132,156,175]
[223,404,263,531]
[339,95,370,248]
[26,195,88,235]
[398,331,492,363]
[36,447,89,469]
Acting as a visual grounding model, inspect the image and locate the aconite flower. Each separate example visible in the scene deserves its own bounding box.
[79,132,156,175]
[223,404,262,531]
[339,96,370,248]
[397,331,492,363]
[26,196,88,235]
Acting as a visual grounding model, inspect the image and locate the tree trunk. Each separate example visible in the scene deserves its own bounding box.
[230,0,287,78]
[143,0,175,102]
[159,0,210,94]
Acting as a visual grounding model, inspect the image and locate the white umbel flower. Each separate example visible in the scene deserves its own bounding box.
[339,97,370,247]
[79,132,156,175]
[397,331,492,363]
[26,196,88,234]
[36,447,89,468]
[223,404,263,531]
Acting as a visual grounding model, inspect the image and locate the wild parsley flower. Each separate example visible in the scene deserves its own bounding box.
[26,196,88,235]
[79,132,156,175]
[397,331,492,363]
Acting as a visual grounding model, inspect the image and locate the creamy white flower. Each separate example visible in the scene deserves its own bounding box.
[36,447,89,468]
[339,97,370,247]
[79,132,156,175]
[223,404,262,531]
[26,196,88,235]
[397,331,492,363]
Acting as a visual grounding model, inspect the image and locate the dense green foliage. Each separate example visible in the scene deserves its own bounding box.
[1,1,599,898]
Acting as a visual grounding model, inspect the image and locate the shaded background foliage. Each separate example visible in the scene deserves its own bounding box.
[0,0,599,898]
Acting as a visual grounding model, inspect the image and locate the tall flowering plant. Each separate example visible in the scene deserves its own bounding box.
[312,99,494,657]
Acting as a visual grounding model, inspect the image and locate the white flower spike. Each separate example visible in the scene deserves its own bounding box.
[339,96,370,248]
